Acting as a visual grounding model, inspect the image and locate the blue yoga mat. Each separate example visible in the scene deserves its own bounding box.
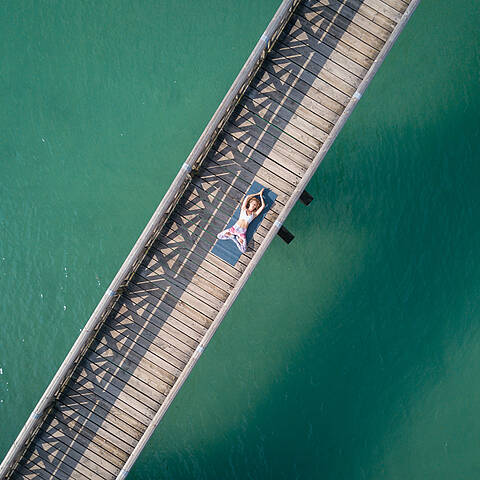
[211,181,277,266]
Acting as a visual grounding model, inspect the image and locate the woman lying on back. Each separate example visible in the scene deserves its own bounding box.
[217,188,265,253]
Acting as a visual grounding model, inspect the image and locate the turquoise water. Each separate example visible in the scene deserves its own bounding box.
[1,0,480,478]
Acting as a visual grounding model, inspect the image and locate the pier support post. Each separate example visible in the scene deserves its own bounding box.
[277,225,294,244]
[300,190,313,206]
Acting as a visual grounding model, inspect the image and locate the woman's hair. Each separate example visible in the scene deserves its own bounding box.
[247,197,260,211]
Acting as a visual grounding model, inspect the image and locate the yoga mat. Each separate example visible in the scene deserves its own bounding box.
[211,181,277,266]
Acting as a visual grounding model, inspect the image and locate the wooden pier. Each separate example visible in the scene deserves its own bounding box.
[1,0,420,478]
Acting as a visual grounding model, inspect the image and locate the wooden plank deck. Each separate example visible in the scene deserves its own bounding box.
[1,0,420,479]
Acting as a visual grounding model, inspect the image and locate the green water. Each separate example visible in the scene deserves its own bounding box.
[1,0,480,478]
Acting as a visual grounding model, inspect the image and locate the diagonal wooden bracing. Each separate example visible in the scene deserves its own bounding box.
[1,0,420,478]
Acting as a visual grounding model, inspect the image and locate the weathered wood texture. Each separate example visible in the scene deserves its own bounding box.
[1,0,420,479]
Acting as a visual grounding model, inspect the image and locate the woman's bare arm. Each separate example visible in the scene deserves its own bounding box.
[254,189,266,216]
[241,194,252,210]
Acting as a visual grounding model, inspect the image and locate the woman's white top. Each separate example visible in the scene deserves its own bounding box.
[239,209,255,224]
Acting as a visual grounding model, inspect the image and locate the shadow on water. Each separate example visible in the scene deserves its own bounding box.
[135,86,480,478]
[9,0,370,478]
